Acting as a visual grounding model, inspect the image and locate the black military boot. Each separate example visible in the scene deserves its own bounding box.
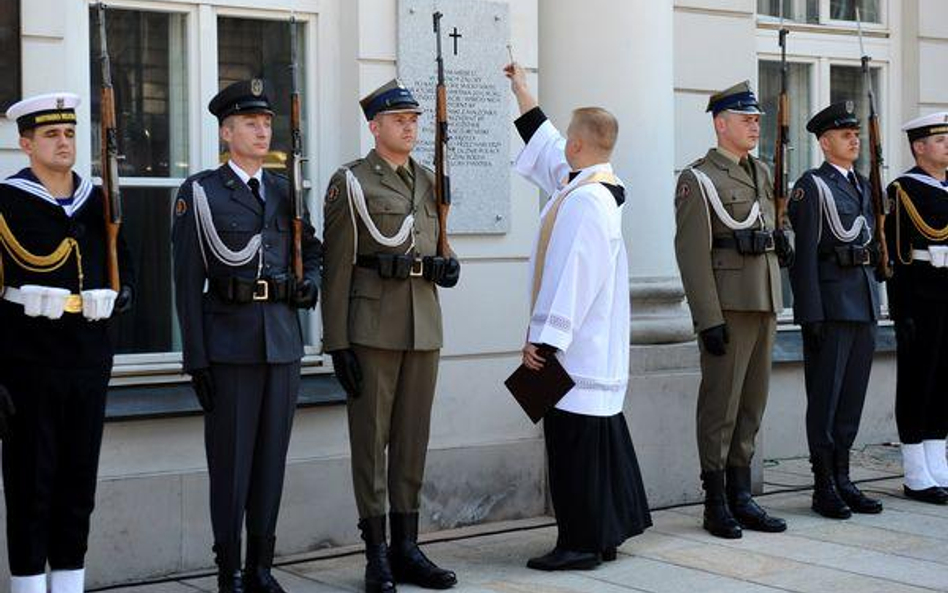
[389,512,457,589]
[701,470,742,539]
[834,449,883,514]
[726,466,787,533]
[214,540,245,593]
[244,535,287,593]
[359,516,397,593]
[811,451,852,519]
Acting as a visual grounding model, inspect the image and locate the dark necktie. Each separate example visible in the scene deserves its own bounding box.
[247,177,264,208]
[397,165,414,193]
[847,171,863,200]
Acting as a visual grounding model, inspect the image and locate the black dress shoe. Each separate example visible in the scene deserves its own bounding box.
[389,512,456,590]
[833,449,882,515]
[358,517,397,593]
[601,547,617,562]
[244,536,287,593]
[702,470,741,539]
[904,485,948,505]
[837,482,883,514]
[726,466,787,533]
[526,548,601,571]
[812,485,852,519]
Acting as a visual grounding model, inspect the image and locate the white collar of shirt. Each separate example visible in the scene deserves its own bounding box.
[829,162,855,179]
[228,160,265,201]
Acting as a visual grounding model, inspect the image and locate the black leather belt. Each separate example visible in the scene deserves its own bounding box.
[356,254,429,280]
[210,276,292,304]
[819,245,874,267]
[712,229,775,255]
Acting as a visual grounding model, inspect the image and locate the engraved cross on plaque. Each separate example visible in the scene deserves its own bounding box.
[449,26,462,55]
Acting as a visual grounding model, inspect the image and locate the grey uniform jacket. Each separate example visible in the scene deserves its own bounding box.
[171,163,322,373]
[788,161,880,324]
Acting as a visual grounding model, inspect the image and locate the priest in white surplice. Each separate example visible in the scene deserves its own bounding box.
[505,63,651,571]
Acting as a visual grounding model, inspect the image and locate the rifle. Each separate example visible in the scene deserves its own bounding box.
[772,1,793,267]
[432,11,452,258]
[856,8,892,281]
[288,16,305,282]
[96,2,122,291]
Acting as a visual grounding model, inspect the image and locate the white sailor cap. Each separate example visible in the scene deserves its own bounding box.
[902,112,948,142]
[5,92,81,134]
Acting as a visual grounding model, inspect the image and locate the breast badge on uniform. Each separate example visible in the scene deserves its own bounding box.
[677,183,690,199]
[792,187,805,201]
[175,197,188,216]
[325,185,339,203]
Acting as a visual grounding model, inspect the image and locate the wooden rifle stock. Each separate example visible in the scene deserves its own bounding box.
[433,11,452,258]
[289,16,305,282]
[97,3,122,291]
[857,11,892,280]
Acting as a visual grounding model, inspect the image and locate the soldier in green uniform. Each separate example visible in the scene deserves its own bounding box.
[321,80,459,593]
[674,81,791,539]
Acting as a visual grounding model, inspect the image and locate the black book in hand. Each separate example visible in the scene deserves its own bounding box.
[504,356,575,424]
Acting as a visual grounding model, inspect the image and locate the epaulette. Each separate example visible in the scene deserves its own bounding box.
[341,158,364,171]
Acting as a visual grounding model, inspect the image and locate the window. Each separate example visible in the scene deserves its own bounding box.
[89,7,188,355]
[758,61,813,184]
[217,17,306,178]
[0,0,20,111]
[757,0,890,319]
[830,65,881,178]
[830,0,880,23]
[758,0,881,24]
[758,0,818,24]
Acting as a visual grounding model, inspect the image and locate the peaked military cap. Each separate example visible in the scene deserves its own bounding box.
[806,101,860,137]
[706,81,763,116]
[6,92,80,134]
[360,79,422,121]
[208,79,274,123]
[902,112,948,142]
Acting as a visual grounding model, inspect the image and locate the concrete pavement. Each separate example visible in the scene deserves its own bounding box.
[95,446,948,593]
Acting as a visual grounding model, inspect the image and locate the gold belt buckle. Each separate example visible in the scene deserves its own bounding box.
[253,279,269,301]
[410,258,424,278]
[64,294,83,314]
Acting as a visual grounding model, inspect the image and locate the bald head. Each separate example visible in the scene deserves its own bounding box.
[565,107,618,169]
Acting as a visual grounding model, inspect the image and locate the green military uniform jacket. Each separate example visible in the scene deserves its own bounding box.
[322,149,442,352]
[674,148,783,332]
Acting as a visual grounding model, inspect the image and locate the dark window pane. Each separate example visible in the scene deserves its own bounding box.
[830,0,881,22]
[89,8,189,178]
[217,17,306,176]
[759,60,813,184]
[0,0,20,111]
[758,0,818,23]
[112,188,177,354]
[830,65,882,177]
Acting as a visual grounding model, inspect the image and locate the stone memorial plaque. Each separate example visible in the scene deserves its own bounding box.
[398,0,510,234]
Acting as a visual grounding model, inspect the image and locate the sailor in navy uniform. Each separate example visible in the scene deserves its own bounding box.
[788,101,883,520]
[885,111,948,505]
[0,93,134,593]
[171,79,321,593]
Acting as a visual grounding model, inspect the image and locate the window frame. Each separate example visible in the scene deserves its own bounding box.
[0,0,21,113]
[755,0,899,324]
[78,0,329,384]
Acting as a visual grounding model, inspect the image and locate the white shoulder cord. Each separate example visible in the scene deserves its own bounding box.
[690,168,763,231]
[811,175,870,245]
[192,180,263,271]
[344,168,415,264]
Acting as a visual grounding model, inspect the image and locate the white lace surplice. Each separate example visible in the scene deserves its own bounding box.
[515,120,630,417]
